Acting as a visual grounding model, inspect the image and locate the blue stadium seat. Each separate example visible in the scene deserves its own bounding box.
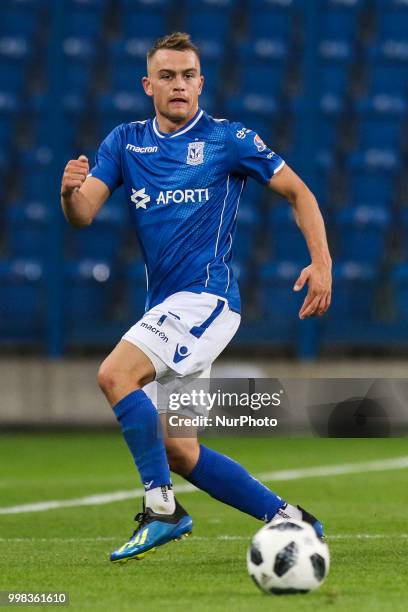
[368,62,408,96]
[0,64,26,93]
[122,13,167,39]
[329,261,376,321]
[319,64,350,97]
[366,39,408,96]
[349,172,396,205]
[248,0,293,39]
[0,36,31,63]
[336,206,391,263]
[119,0,171,38]
[392,261,408,319]
[185,0,236,40]
[259,260,304,323]
[63,65,94,95]
[318,39,353,96]
[18,145,55,198]
[347,149,400,205]
[0,91,20,146]
[119,0,170,6]
[106,185,126,209]
[268,206,309,262]
[68,0,108,7]
[6,202,50,258]
[0,145,6,180]
[367,35,408,96]
[126,260,147,320]
[64,260,113,321]
[367,40,408,64]
[0,259,45,331]
[230,260,248,286]
[0,7,39,37]
[61,37,96,94]
[186,0,237,6]
[375,0,408,39]
[0,37,31,93]
[237,40,288,95]
[291,95,344,153]
[4,0,45,4]
[354,95,406,150]
[233,204,260,264]
[28,95,84,149]
[358,117,404,150]
[0,119,12,146]
[198,92,217,115]
[319,0,363,40]
[225,94,278,137]
[109,38,151,93]
[241,180,264,207]
[398,212,408,261]
[195,39,225,94]
[185,0,236,38]
[96,92,152,138]
[110,62,146,93]
[68,205,126,260]
[325,0,363,5]
[290,150,334,210]
[63,8,106,38]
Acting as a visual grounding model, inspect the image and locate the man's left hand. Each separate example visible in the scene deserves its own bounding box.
[293,262,332,320]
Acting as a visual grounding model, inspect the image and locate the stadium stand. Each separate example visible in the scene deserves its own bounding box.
[1,0,408,356]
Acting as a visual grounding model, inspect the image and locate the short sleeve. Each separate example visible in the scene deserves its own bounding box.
[89,125,123,193]
[228,123,285,184]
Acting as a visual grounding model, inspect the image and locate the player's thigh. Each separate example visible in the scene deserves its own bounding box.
[98,339,156,391]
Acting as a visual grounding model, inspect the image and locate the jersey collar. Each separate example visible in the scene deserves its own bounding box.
[152,108,204,139]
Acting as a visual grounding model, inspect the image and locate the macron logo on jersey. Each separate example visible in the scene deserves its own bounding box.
[131,187,151,209]
[126,144,158,153]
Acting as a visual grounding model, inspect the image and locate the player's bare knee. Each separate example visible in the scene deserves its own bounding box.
[98,363,120,396]
[97,362,142,398]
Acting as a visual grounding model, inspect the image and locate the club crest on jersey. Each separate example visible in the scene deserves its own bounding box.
[254,134,267,152]
[187,141,205,166]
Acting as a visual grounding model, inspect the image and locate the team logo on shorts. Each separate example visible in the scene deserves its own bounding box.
[187,141,205,166]
[254,134,267,152]
[173,344,191,363]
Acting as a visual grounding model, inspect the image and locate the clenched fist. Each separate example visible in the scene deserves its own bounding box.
[61,155,89,197]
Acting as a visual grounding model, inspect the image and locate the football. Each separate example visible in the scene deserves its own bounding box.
[247,519,330,595]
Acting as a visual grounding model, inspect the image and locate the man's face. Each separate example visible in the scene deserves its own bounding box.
[142,49,204,124]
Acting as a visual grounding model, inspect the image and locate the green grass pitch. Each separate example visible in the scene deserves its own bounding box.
[1,434,408,611]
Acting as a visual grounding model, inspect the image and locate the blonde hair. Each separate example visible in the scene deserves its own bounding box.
[147,32,200,63]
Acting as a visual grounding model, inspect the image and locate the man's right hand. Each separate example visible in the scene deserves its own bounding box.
[61,155,89,197]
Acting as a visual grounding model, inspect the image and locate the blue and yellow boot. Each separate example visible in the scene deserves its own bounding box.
[110,499,193,563]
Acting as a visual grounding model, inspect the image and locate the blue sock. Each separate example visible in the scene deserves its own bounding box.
[113,389,171,490]
[186,445,285,521]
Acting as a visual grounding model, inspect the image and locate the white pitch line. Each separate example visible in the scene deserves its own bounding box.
[1,455,408,516]
[0,534,407,543]
[0,483,196,515]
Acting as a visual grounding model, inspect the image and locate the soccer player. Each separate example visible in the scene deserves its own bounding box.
[61,32,332,563]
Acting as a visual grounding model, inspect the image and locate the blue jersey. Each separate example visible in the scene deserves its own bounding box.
[89,108,285,313]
